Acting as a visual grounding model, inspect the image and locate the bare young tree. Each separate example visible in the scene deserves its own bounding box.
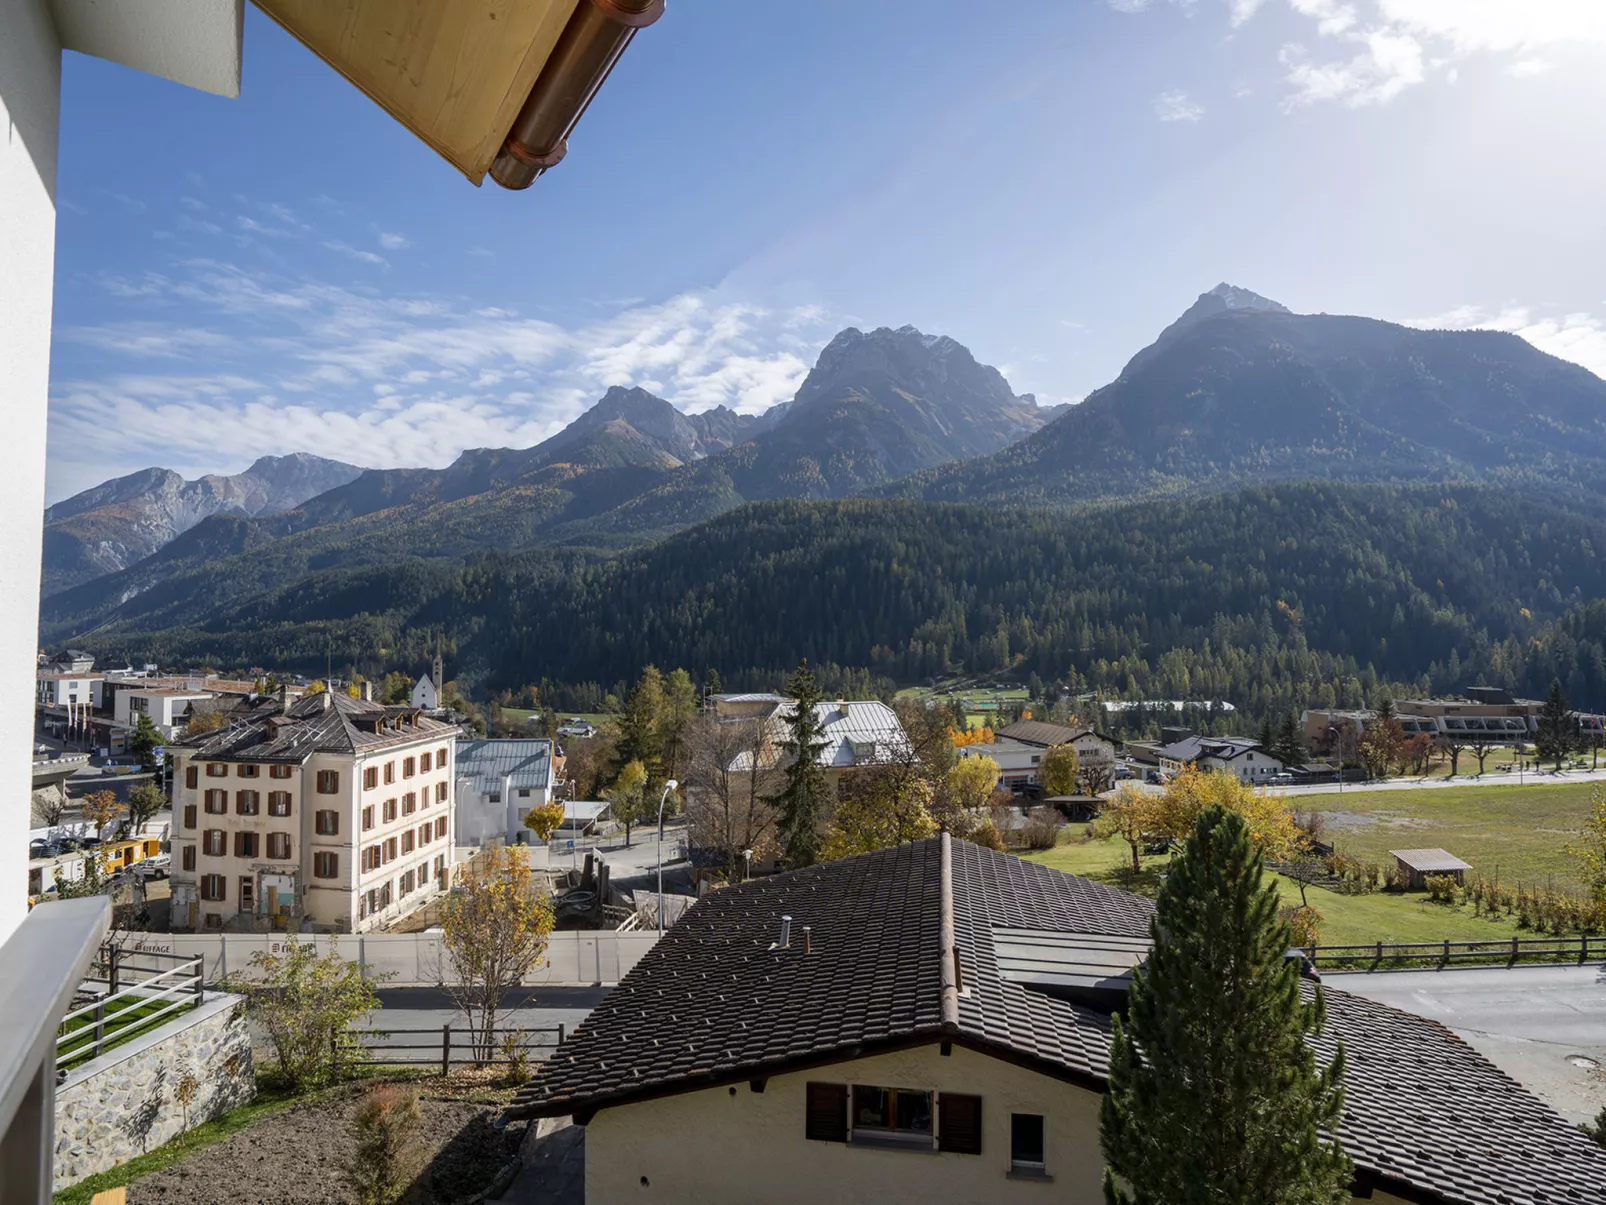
[685,716,780,881]
[31,785,67,828]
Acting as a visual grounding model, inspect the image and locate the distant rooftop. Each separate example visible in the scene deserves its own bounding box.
[456,738,555,793]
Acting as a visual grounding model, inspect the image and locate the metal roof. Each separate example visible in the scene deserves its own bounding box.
[456,739,555,793]
[563,801,610,822]
[1390,848,1473,872]
[992,927,1150,995]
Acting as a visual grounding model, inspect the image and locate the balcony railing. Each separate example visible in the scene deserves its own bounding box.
[0,897,111,1205]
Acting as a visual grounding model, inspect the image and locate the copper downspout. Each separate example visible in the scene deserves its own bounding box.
[489,0,665,190]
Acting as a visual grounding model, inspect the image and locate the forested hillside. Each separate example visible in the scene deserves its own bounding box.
[67,483,1606,719]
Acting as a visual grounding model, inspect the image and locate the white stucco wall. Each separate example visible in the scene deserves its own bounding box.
[0,0,62,945]
[585,1043,1109,1205]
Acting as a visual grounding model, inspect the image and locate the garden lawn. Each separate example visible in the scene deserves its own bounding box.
[1024,832,1572,948]
[57,996,198,1072]
[1312,780,1598,891]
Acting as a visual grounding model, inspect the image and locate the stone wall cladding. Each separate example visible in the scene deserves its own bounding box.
[53,992,255,1190]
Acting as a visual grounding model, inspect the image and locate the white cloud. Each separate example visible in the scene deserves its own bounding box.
[322,240,388,267]
[1108,0,1153,11]
[1403,303,1606,379]
[1228,0,1269,26]
[1271,0,1606,109]
[47,258,836,498]
[1154,90,1206,121]
[377,231,411,250]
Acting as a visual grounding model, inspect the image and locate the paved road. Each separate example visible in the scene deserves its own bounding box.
[1331,964,1606,1122]
[1284,766,1606,797]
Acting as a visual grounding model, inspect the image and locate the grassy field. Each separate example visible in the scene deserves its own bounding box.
[58,996,199,1072]
[1310,780,1598,891]
[498,708,612,729]
[1025,824,1589,948]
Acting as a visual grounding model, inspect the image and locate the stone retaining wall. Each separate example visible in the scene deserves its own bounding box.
[54,991,255,1190]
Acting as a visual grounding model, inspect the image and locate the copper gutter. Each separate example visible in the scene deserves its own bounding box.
[489,0,665,190]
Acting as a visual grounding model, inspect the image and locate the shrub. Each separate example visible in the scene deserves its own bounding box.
[499,1029,531,1087]
[1423,875,1459,904]
[346,1084,423,1205]
[1019,807,1063,851]
[1278,904,1323,947]
[968,820,1007,852]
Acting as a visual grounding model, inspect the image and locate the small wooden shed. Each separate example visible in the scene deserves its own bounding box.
[1390,848,1472,891]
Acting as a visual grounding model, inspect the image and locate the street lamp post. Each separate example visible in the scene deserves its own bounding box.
[743,848,753,882]
[656,779,679,935]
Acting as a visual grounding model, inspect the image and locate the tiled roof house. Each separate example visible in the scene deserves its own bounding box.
[510,835,1606,1205]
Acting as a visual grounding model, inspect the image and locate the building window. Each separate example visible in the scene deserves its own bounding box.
[518,788,530,799]
[364,766,379,791]
[203,830,226,856]
[437,747,449,767]
[236,790,260,816]
[402,792,416,816]
[385,837,398,862]
[419,860,429,885]
[384,798,398,823]
[400,869,416,895]
[401,831,414,855]
[317,770,340,794]
[270,764,293,779]
[316,810,340,836]
[314,851,338,879]
[268,791,292,817]
[238,763,259,778]
[434,854,446,884]
[403,756,416,779]
[1010,1113,1045,1174]
[240,877,255,910]
[181,845,196,872]
[183,804,197,829]
[852,1085,933,1145]
[435,817,447,840]
[419,823,432,846]
[420,751,432,772]
[234,832,260,859]
[206,763,228,777]
[200,874,226,901]
[938,1094,983,1156]
[488,792,501,804]
[185,765,198,789]
[384,762,396,785]
[267,832,292,860]
[362,805,375,831]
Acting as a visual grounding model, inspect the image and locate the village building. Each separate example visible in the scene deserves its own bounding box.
[1155,734,1283,784]
[166,689,457,933]
[453,738,560,846]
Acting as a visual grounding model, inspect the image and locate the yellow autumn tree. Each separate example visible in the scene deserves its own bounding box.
[1040,744,1081,796]
[522,800,566,842]
[947,755,1001,812]
[1566,785,1606,900]
[822,770,938,860]
[1099,782,1160,873]
[1153,767,1301,859]
[440,845,555,1062]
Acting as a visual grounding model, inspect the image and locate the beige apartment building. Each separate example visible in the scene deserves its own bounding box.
[167,689,457,933]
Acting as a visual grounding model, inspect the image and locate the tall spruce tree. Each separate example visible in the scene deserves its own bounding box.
[1272,712,1307,770]
[1101,805,1351,1205]
[772,660,833,868]
[1535,678,1576,772]
[619,665,666,782]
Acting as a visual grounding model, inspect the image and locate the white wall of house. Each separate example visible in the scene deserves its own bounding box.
[0,0,240,943]
[584,1044,1107,1205]
[0,0,63,943]
[958,742,1043,787]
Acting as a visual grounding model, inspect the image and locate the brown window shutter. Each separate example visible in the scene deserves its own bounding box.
[186,765,198,789]
[805,1083,848,1143]
[939,1093,983,1155]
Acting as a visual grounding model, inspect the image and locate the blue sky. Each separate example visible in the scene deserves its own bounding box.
[45,0,1606,501]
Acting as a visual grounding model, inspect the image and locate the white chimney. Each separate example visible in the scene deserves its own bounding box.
[779,915,792,949]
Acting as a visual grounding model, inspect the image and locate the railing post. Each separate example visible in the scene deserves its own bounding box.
[1441,938,1450,967]
[192,954,204,1003]
[441,1023,451,1077]
[93,999,106,1056]
[1374,940,1382,964]
[1583,934,1590,966]
[1510,936,1519,966]
[558,1022,566,1047]
[108,945,120,997]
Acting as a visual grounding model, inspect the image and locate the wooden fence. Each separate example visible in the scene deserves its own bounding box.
[1303,933,1601,969]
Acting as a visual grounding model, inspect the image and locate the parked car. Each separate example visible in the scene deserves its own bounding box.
[1284,948,1321,983]
[134,855,170,881]
[1270,772,1294,785]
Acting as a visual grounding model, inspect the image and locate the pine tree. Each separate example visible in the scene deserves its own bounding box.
[771,660,833,868]
[619,666,666,781]
[703,667,723,700]
[1257,715,1274,751]
[1535,678,1576,772]
[1101,805,1351,1205]
[1272,712,1307,770]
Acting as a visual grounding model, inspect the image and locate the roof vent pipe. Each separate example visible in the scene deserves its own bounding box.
[779,915,792,949]
[802,925,811,954]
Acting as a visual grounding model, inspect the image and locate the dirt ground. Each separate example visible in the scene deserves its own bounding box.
[128,1085,523,1205]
